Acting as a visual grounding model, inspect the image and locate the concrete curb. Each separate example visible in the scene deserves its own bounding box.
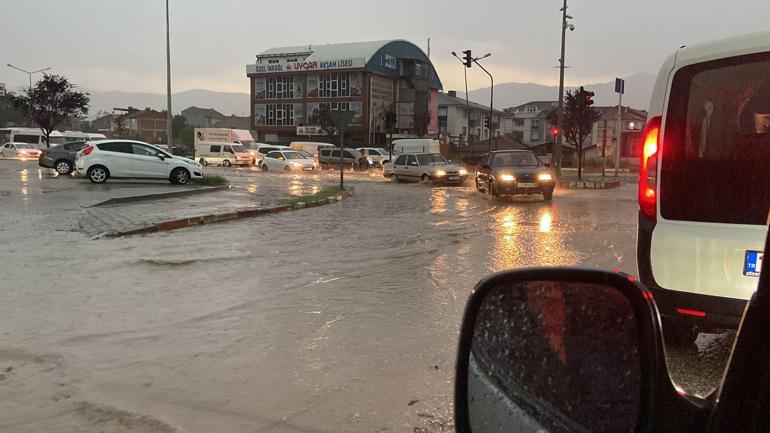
[88,185,231,207]
[103,189,352,238]
[557,179,621,189]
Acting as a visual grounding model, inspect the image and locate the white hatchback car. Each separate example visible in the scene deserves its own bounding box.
[260,150,317,172]
[1,142,42,159]
[76,140,204,184]
[638,31,770,345]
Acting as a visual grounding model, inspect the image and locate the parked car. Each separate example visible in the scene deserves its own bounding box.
[356,147,389,167]
[254,144,290,167]
[261,150,317,172]
[474,150,555,201]
[391,153,467,184]
[38,141,88,174]
[637,31,770,346]
[75,140,203,184]
[1,142,42,159]
[318,148,362,169]
[195,142,252,167]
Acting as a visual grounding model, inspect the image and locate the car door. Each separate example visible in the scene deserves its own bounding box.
[403,154,419,179]
[96,142,135,177]
[130,143,170,178]
[392,154,408,176]
[264,151,283,170]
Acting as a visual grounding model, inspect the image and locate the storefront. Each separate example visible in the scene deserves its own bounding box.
[246,40,443,146]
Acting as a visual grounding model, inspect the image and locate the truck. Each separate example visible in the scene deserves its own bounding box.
[194,128,259,162]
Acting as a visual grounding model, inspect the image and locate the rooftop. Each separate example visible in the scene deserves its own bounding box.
[438,92,505,114]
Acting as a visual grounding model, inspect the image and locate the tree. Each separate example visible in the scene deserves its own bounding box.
[317,104,337,140]
[113,115,128,138]
[550,87,600,179]
[172,114,188,141]
[11,74,89,147]
[0,94,27,127]
[181,125,195,151]
[412,108,431,138]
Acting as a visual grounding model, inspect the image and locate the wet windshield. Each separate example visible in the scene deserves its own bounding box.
[16,144,34,149]
[417,154,447,165]
[284,152,305,159]
[492,152,540,167]
[231,145,247,153]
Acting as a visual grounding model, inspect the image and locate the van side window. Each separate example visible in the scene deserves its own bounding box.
[331,150,340,158]
[406,155,417,166]
[343,151,354,158]
[98,142,133,153]
[394,155,407,165]
[225,146,235,154]
[210,145,221,153]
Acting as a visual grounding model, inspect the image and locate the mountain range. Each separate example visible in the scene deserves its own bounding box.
[84,73,656,118]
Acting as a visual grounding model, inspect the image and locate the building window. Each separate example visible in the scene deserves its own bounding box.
[265,103,295,126]
[527,106,537,114]
[514,119,524,127]
[319,73,349,98]
[265,76,295,99]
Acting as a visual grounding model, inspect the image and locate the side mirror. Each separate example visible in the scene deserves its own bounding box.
[157,153,166,160]
[455,268,693,433]
[448,159,454,164]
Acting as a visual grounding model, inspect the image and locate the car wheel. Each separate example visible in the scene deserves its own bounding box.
[87,165,109,184]
[199,158,208,166]
[55,159,73,175]
[543,191,553,201]
[222,160,231,167]
[421,174,431,184]
[393,175,401,183]
[261,164,268,172]
[170,167,190,185]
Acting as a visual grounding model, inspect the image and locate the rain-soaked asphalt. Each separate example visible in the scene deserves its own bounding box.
[0,159,732,432]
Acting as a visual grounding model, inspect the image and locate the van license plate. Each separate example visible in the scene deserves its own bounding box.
[518,182,537,188]
[744,251,764,277]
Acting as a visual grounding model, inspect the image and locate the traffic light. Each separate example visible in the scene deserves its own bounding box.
[551,127,559,137]
[580,86,595,107]
[484,116,490,129]
[462,50,473,68]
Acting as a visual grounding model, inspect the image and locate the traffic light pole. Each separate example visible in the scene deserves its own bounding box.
[615,91,622,177]
[472,59,494,152]
[555,0,568,178]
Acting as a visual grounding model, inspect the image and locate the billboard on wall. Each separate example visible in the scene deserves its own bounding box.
[254,78,266,99]
[255,104,266,126]
[349,74,363,97]
[369,75,395,134]
[248,58,365,74]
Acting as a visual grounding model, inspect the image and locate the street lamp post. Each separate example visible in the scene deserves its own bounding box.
[6,64,51,127]
[165,0,173,153]
[555,0,574,179]
[451,52,472,149]
[472,54,494,152]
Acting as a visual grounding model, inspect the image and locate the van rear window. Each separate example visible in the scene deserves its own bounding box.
[661,52,770,225]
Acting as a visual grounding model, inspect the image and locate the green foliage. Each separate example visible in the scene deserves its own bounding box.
[172,114,188,139]
[280,186,344,207]
[201,175,228,186]
[11,74,89,146]
[181,125,195,150]
[0,94,27,126]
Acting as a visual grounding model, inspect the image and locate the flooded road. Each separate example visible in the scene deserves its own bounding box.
[0,161,725,432]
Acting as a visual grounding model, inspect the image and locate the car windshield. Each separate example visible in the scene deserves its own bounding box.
[284,152,305,160]
[492,152,540,167]
[16,144,34,149]
[416,154,447,165]
[231,145,247,153]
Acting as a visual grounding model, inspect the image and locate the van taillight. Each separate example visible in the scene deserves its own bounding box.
[639,116,661,220]
[82,145,94,156]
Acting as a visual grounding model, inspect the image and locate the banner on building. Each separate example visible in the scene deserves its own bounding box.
[254,78,266,99]
[369,75,395,134]
[297,126,326,136]
[248,58,365,74]
[254,104,266,126]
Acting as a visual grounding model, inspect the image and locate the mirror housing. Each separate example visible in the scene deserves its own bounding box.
[157,153,166,160]
[455,268,704,433]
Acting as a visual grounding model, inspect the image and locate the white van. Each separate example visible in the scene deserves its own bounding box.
[0,127,64,147]
[638,31,770,345]
[289,141,335,156]
[392,138,440,155]
[195,142,252,167]
[62,131,107,143]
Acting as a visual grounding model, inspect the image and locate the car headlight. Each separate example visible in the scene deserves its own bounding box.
[500,174,515,182]
[538,173,553,181]
[435,169,447,177]
[459,168,468,176]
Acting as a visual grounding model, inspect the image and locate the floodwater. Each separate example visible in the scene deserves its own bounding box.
[0,161,718,432]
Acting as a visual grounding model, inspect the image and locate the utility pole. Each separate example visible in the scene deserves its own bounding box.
[615,78,624,177]
[555,0,573,178]
[165,0,173,152]
[6,64,51,127]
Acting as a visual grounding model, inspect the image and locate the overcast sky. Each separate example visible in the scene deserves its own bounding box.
[2,0,768,94]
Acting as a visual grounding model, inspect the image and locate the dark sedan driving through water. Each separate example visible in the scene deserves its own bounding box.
[474,150,555,201]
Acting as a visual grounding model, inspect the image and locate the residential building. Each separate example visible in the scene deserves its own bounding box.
[437,90,504,149]
[591,106,648,161]
[213,115,251,130]
[115,107,168,144]
[90,113,115,134]
[504,101,559,147]
[181,106,225,128]
[246,40,442,146]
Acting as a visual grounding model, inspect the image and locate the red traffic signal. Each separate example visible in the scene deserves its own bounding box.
[551,127,559,137]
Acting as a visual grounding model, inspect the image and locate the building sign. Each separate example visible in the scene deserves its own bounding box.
[250,58,365,74]
[297,126,326,136]
[380,54,397,70]
[195,128,231,143]
[369,75,395,134]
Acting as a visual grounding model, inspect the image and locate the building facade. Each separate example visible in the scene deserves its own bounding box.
[181,106,225,128]
[437,90,504,149]
[115,107,168,144]
[503,101,559,146]
[246,40,442,146]
[591,106,648,161]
